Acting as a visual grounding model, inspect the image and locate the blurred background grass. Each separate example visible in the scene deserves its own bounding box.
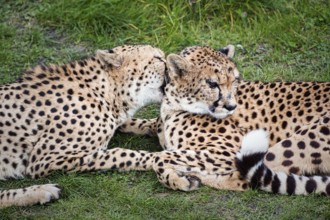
[1,0,329,219]
[1,0,329,82]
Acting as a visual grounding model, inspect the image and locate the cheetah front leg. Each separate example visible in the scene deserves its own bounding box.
[26,143,158,178]
[118,117,161,137]
[264,117,330,175]
[72,148,157,173]
[152,149,249,191]
[119,117,167,149]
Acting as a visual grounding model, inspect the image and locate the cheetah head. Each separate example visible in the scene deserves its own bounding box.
[164,45,240,119]
[96,45,167,115]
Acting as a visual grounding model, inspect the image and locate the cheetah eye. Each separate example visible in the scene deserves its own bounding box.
[206,79,218,89]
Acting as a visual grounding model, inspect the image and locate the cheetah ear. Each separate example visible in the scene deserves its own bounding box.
[219,44,235,58]
[167,54,190,79]
[96,50,123,68]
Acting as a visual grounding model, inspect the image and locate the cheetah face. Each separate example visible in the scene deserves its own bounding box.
[165,45,240,119]
[97,45,166,113]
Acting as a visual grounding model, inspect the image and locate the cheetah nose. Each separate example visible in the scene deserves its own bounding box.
[224,104,237,111]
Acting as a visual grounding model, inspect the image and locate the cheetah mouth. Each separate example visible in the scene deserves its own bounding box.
[208,106,235,119]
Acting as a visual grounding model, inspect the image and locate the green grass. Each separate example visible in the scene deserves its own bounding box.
[1,0,329,219]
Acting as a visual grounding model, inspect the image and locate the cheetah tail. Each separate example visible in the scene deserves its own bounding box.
[235,129,330,196]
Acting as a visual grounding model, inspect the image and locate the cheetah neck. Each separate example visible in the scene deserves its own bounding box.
[107,68,147,124]
[160,96,194,122]
[58,57,136,125]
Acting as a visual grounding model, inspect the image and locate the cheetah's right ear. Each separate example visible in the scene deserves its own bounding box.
[96,50,123,68]
[219,45,235,58]
[167,54,190,79]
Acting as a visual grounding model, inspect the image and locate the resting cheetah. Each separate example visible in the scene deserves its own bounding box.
[120,45,330,196]
[0,45,168,208]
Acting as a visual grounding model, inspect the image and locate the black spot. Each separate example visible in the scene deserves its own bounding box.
[206,158,215,164]
[57,98,64,104]
[310,141,320,148]
[36,101,42,107]
[281,121,288,129]
[297,141,305,149]
[8,131,17,136]
[265,152,275,161]
[12,162,18,169]
[68,89,74,95]
[63,105,69,111]
[326,183,330,196]
[305,179,317,194]
[286,175,296,195]
[271,116,277,123]
[283,150,293,158]
[281,140,292,148]
[286,111,292,117]
[308,132,316,139]
[300,129,308,135]
[23,90,30,95]
[289,167,299,174]
[218,127,226,133]
[198,136,205,142]
[45,100,52,106]
[186,132,192,138]
[306,116,313,122]
[282,160,293,166]
[271,174,280,194]
[279,104,285,111]
[202,122,209,127]
[320,126,329,135]
[311,152,321,158]
[126,161,132,167]
[263,169,273,186]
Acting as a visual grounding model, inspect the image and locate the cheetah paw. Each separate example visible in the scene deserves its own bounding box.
[37,184,62,205]
[186,175,202,191]
[16,184,62,206]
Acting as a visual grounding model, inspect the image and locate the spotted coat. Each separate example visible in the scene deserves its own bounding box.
[120,46,330,196]
[0,45,167,208]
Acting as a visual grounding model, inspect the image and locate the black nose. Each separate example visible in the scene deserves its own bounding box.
[224,104,237,111]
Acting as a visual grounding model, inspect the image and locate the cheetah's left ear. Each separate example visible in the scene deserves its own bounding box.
[219,45,235,58]
[96,50,123,68]
[167,54,190,79]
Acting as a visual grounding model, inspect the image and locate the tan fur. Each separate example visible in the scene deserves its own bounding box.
[120,46,330,195]
[0,45,167,207]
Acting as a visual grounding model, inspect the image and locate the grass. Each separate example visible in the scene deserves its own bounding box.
[0,0,329,219]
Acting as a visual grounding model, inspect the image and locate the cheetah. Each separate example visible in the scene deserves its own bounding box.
[120,45,330,196]
[0,45,168,208]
